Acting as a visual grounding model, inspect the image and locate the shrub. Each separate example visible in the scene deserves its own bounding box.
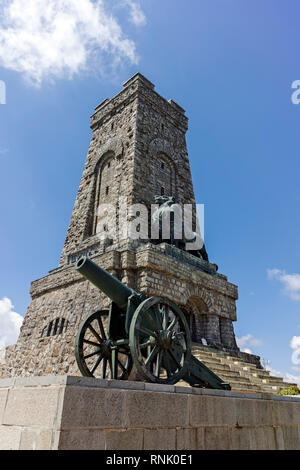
[278,385,300,396]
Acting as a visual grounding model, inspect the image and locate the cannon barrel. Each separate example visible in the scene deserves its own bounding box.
[75,256,135,309]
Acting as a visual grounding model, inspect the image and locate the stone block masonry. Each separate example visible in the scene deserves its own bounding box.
[0,73,259,378]
[0,376,300,450]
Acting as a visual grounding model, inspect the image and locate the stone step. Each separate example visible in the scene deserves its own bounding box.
[192,349,258,369]
[250,369,274,377]
[236,364,260,372]
[219,375,251,384]
[230,368,265,377]
[194,357,223,367]
[194,360,226,371]
[250,377,282,387]
[262,385,282,393]
[216,369,285,389]
[230,382,263,392]
[191,345,296,394]
[198,364,262,383]
[262,376,283,384]
[199,361,234,372]
[282,381,298,388]
[191,349,216,358]
[208,367,242,378]
[207,360,259,375]
[223,359,258,370]
[192,350,219,358]
[234,369,279,381]
[193,351,250,367]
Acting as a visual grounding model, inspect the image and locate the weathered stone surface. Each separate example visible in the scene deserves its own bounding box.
[58,429,106,450]
[204,426,230,450]
[250,426,277,450]
[228,426,254,450]
[19,429,53,450]
[0,426,21,450]
[190,395,237,427]
[61,387,126,429]
[144,382,175,393]
[3,387,63,427]
[0,378,15,388]
[124,390,189,428]
[144,428,176,450]
[280,426,300,450]
[176,427,198,450]
[0,376,300,450]
[0,389,8,424]
[105,429,143,450]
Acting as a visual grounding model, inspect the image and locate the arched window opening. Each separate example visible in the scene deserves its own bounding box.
[154,152,176,199]
[52,318,60,336]
[41,318,68,338]
[185,296,209,344]
[46,321,53,337]
[59,318,65,334]
[92,151,115,235]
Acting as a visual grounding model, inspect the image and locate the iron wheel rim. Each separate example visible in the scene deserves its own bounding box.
[75,310,132,380]
[129,297,191,384]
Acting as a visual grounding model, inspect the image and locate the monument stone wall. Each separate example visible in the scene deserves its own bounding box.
[0,73,259,379]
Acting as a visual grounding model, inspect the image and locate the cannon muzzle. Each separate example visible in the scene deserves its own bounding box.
[75,256,135,309]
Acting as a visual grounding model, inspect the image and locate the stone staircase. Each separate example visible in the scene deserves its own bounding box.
[188,344,296,394]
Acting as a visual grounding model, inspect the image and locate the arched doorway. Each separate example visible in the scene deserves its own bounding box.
[183,296,209,344]
[183,296,222,348]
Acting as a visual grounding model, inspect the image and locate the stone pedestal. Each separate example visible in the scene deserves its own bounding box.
[1,376,300,450]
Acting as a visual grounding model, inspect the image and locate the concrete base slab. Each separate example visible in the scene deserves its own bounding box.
[0,376,300,450]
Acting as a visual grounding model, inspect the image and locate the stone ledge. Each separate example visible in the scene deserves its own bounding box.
[1,375,300,403]
[0,375,300,450]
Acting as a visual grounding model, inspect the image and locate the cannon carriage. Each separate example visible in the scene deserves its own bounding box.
[74,256,230,390]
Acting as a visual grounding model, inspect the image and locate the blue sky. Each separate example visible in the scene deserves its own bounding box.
[0,0,299,383]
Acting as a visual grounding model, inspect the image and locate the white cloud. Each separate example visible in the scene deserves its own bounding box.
[0,0,145,86]
[267,268,281,278]
[236,334,263,354]
[267,268,300,300]
[262,337,300,387]
[247,335,300,388]
[242,347,252,354]
[124,0,147,26]
[290,336,300,365]
[0,297,23,348]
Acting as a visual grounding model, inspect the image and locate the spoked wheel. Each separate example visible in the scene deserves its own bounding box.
[129,297,191,384]
[75,310,132,380]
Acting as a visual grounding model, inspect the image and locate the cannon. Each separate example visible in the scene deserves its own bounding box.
[74,256,231,390]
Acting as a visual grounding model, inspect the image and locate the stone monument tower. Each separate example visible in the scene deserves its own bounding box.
[0,73,260,379]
